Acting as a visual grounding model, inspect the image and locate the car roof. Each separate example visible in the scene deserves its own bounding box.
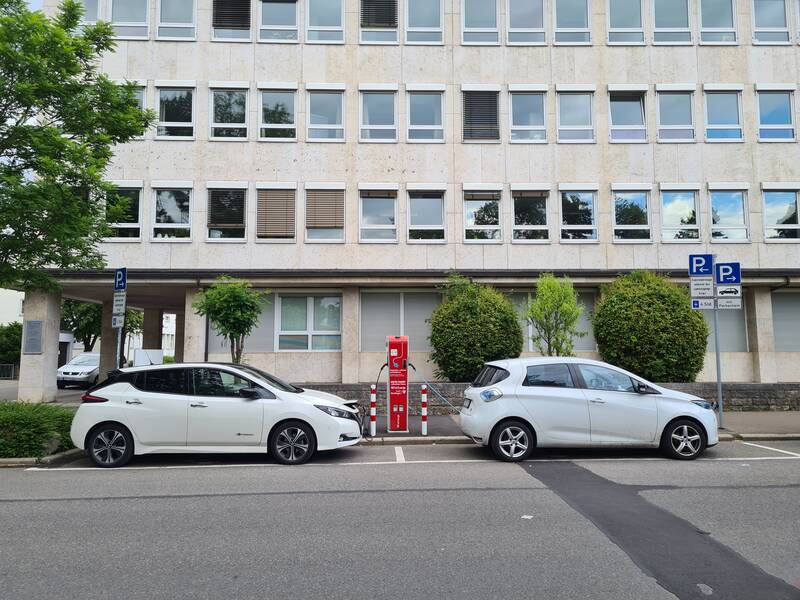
[119,362,245,373]
[486,356,608,368]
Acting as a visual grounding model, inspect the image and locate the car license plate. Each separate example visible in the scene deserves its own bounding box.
[463,398,471,409]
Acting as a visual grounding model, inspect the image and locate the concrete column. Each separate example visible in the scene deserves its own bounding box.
[340,287,359,384]
[746,288,777,383]
[181,288,206,362]
[99,299,117,377]
[142,309,163,349]
[17,290,61,403]
[174,312,185,363]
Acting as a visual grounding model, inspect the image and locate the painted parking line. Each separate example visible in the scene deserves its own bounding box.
[741,442,800,458]
[394,447,406,463]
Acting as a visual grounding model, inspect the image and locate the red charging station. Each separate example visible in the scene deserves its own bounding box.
[387,336,409,432]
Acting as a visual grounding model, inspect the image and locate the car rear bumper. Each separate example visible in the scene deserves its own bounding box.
[459,411,490,445]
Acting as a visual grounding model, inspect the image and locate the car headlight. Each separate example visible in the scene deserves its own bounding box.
[691,400,713,410]
[480,388,503,402]
[315,405,353,419]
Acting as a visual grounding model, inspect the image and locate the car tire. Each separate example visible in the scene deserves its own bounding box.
[661,419,706,460]
[490,420,535,462]
[269,420,317,466]
[86,424,134,468]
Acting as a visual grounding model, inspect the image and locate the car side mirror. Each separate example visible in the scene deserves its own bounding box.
[239,387,262,399]
[635,382,653,394]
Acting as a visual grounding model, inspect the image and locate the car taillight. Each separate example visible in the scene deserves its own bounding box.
[81,393,108,403]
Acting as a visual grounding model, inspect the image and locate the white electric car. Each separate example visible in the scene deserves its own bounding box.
[70,363,362,468]
[460,357,718,461]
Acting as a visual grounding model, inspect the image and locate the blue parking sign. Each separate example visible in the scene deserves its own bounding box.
[114,267,127,291]
[688,254,713,276]
[715,262,741,285]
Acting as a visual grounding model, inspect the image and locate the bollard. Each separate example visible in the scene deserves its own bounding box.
[421,384,428,436]
[369,384,377,438]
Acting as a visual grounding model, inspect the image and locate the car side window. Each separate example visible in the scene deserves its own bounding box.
[523,364,574,388]
[141,369,188,395]
[577,364,635,393]
[193,368,252,397]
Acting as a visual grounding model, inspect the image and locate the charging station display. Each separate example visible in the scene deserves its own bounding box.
[387,336,409,432]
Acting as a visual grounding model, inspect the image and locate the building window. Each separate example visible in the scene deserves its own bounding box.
[710,190,748,240]
[464,190,501,241]
[308,90,344,140]
[757,91,795,140]
[554,0,591,43]
[705,91,742,140]
[278,296,342,351]
[700,0,736,42]
[653,0,691,42]
[307,0,344,42]
[360,292,441,351]
[609,92,646,142]
[462,91,500,141]
[661,190,699,240]
[207,188,246,239]
[406,0,443,43]
[158,0,195,38]
[763,190,799,240]
[508,0,545,43]
[306,188,345,241]
[557,92,594,142]
[753,0,790,42]
[613,190,650,241]
[361,91,397,141]
[157,88,194,138]
[608,0,644,43]
[210,89,248,139]
[510,93,546,141]
[657,91,695,141]
[260,89,296,140]
[257,188,296,240]
[408,191,445,241]
[260,0,298,41]
[361,0,398,42]
[560,191,597,241]
[111,0,149,38]
[107,188,141,239]
[212,0,251,39]
[408,92,444,141]
[78,0,99,23]
[772,292,800,350]
[153,188,191,239]
[462,0,499,43]
[513,190,549,241]
[360,190,397,242]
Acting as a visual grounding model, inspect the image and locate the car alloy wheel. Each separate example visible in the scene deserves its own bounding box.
[490,420,534,462]
[670,424,702,458]
[271,421,316,465]
[88,426,132,468]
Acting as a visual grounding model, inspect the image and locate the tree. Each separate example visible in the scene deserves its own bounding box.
[526,274,585,356]
[60,299,102,351]
[122,309,143,364]
[0,321,22,365]
[0,0,153,290]
[429,274,523,382]
[193,277,269,364]
[592,271,709,382]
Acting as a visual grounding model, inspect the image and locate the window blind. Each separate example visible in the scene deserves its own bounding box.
[361,0,398,27]
[257,189,295,238]
[208,190,246,228]
[306,189,345,230]
[213,0,251,29]
[463,91,499,140]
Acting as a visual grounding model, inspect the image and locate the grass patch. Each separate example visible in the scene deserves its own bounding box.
[0,402,76,458]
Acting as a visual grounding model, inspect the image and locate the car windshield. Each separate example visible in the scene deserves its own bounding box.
[236,364,303,393]
[68,354,99,366]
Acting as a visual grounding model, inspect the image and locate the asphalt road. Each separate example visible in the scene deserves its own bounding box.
[2,441,800,600]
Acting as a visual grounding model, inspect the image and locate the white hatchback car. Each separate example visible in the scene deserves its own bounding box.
[460,357,718,461]
[71,363,362,468]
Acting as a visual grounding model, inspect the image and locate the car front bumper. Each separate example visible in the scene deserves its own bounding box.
[316,416,362,451]
[58,373,96,384]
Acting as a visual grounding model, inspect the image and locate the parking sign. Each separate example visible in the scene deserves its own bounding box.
[114,267,127,291]
[688,254,713,277]
[715,262,741,285]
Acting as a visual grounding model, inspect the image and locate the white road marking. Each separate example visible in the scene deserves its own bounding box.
[521,515,534,520]
[394,447,406,463]
[741,442,800,457]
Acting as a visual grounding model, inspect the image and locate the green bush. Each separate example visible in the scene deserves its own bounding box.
[0,403,76,458]
[592,271,709,382]
[429,274,524,382]
[0,321,22,365]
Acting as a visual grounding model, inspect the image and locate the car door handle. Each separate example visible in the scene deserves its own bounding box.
[190,403,208,408]
[590,399,606,404]
[125,400,142,405]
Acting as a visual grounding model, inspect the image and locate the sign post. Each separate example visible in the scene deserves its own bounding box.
[113,268,127,369]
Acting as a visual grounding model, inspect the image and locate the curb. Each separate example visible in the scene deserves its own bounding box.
[738,433,800,441]
[0,448,83,469]
[360,436,471,446]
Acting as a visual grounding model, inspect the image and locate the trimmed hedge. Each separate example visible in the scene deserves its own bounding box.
[429,275,523,382]
[0,403,75,458]
[592,271,709,382]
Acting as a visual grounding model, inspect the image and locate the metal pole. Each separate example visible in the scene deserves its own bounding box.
[421,384,428,436]
[369,384,377,438]
[115,327,121,370]
[712,304,724,429]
